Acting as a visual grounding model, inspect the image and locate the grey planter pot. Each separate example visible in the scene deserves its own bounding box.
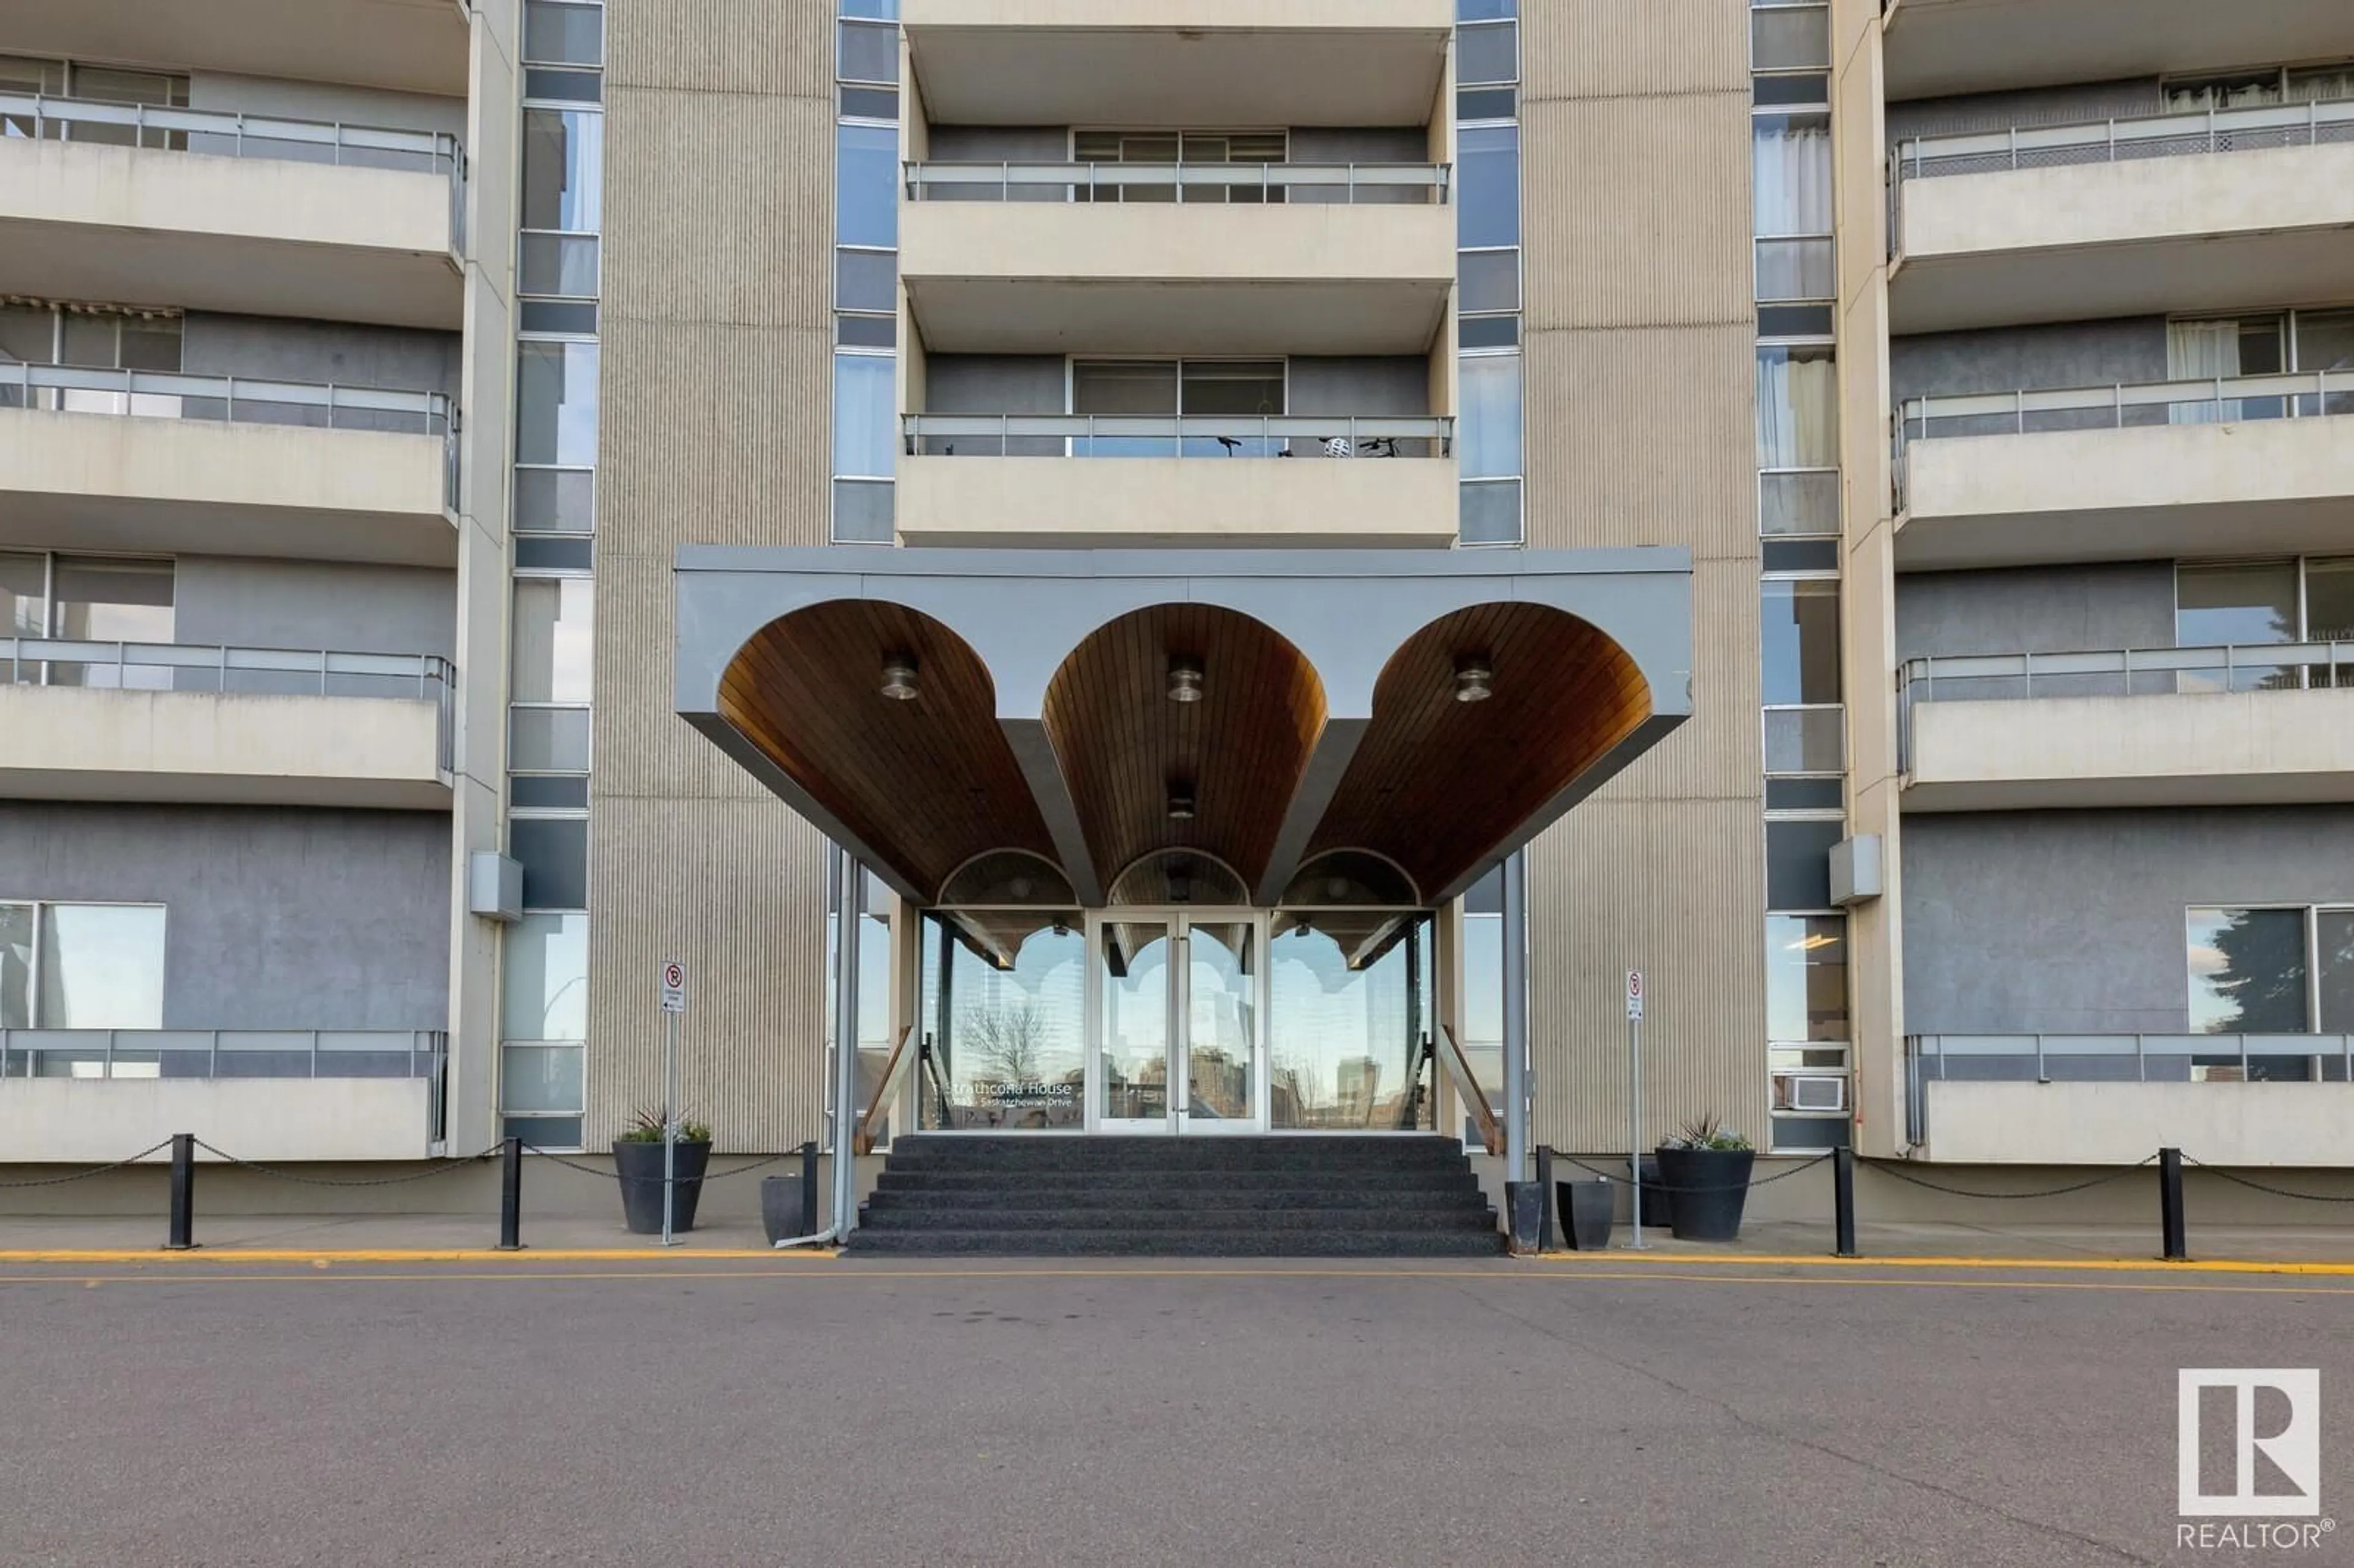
[1557,1178,1615,1250]
[612,1140,710,1235]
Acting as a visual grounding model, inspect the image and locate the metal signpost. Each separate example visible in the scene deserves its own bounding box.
[659,960,686,1247]
[1625,969,1647,1252]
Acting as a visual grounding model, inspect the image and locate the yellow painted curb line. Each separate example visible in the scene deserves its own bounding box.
[0,1247,840,1263]
[1531,1250,2354,1277]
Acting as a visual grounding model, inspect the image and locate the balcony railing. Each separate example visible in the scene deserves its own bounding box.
[904,414,1454,459]
[1,640,457,771]
[1,1029,450,1143]
[1892,370,2354,510]
[905,161,1452,204]
[0,91,468,251]
[1905,1032,2354,1143]
[1894,95,2354,184]
[1,363,461,511]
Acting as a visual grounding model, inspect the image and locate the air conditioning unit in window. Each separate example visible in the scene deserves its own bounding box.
[1789,1075,1847,1113]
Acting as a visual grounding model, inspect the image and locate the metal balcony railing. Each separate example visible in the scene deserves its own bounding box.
[1891,370,2354,512]
[1,641,457,772]
[0,1029,451,1141]
[1905,1033,2354,1143]
[902,414,1455,459]
[904,161,1452,203]
[1894,95,2354,184]
[0,363,461,512]
[0,91,468,251]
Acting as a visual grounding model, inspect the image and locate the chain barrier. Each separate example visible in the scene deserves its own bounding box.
[1859,1154,2155,1200]
[0,1138,175,1188]
[522,1144,797,1187]
[1556,1152,1830,1196]
[191,1139,503,1187]
[2182,1156,2354,1205]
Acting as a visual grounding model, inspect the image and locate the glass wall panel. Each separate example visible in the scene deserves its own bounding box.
[522,109,604,232]
[511,818,589,911]
[2,550,44,642]
[1753,114,1832,236]
[514,468,596,534]
[1458,354,1523,478]
[2307,558,2354,642]
[1457,21,1517,85]
[1766,914,1847,1041]
[1269,914,1433,1130]
[501,1043,585,1113]
[2187,907,2309,1033]
[502,913,588,1040]
[1752,7,1830,70]
[837,123,899,248]
[1459,250,1520,314]
[0,902,29,1027]
[1756,344,1837,468]
[837,20,899,83]
[2176,561,2298,691]
[520,232,600,297]
[1100,922,1173,1121]
[2319,910,2354,1033]
[511,579,594,704]
[1457,126,1520,248]
[46,557,173,689]
[37,904,165,1029]
[1187,921,1257,1122]
[833,352,895,479]
[516,341,601,465]
[921,913,1086,1129]
[1764,820,1840,910]
[1763,706,1843,773]
[1459,478,1522,546]
[524,2,604,65]
[1761,580,1841,704]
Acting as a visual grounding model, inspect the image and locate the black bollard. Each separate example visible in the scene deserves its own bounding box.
[799,1140,820,1238]
[166,1133,196,1250]
[2159,1146,2187,1262]
[1535,1145,1556,1251]
[497,1136,524,1250]
[1833,1145,1858,1258]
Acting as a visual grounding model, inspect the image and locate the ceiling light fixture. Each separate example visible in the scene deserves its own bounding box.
[879,654,920,701]
[1453,655,1495,704]
[1167,657,1205,703]
[1167,791,1197,821]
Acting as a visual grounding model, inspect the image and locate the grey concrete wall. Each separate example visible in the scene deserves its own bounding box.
[1886,78,2164,140]
[923,354,1064,413]
[0,804,450,1029]
[926,126,1065,161]
[1895,563,2176,660]
[185,72,467,137]
[174,557,457,661]
[1891,318,2169,401]
[1902,807,2354,1033]
[1289,357,1430,416]
[1290,127,1430,162]
[181,313,462,398]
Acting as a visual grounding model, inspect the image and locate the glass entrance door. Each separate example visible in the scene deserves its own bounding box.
[1090,911,1264,1133]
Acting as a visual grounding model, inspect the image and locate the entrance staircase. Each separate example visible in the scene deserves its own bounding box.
[845,1135,1503,1256]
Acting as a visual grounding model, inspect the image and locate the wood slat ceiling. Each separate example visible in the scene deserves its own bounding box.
[718,603,1059,900]
[1307,604,1653,898]
[1040,604,1326,897]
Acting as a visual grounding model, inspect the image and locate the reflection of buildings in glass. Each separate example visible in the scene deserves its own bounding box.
[1336,1056,1379,1120]
[1187,1045,1249,1118]
[1266,920,1430,1127]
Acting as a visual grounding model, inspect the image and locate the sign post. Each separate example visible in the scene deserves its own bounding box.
[1625,969,1646,1252]
[658,961,686,1247]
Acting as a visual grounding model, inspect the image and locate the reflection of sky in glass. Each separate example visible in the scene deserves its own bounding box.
[1268,921,1427,1127]
[502,912,587,1040]
[39,905,164,1029]
[2187,907,2309,1034]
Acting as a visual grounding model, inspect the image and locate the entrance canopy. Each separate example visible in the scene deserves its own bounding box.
[672,547,1693,908]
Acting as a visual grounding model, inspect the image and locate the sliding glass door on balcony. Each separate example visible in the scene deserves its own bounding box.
[1070,360,1288,455]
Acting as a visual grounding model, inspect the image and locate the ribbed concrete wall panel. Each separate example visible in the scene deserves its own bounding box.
[593,550,777,803]
[1528,796,1768,1152]
[1524,322,1756,557]
[608,0,834,97]
[1520,93,1755,331]
[1587,556,1764,806]
[1524,0,1751,102]
[604,86,835,329]
[585,794,829,1151]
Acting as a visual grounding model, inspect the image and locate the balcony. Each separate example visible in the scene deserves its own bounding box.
[897,415,1458,546]
[1882,0,2354,103]
[1889,99,2354,333]
[0,641,455,810]
[1898,645,2354,810]
[0,1030,448,1162]
[0,365,457,566]
[901,164,1455,356]
[1906,1035,2354,1166]
[1893,373,2354,569]
[0,94,465,330]
[0,0,468,97]
[904,0,1452,129]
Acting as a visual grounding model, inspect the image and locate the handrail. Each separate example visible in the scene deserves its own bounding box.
[0,1029,447,1081]
[1895,93,2354,181]
[0,91,462,169]
[852,1025,918,1156]
[0,362,454,431]
[1899,370,2354,436]
[919,1043,953,1133]
[904,413,1454,457]
[905,159,1452,203]
[1901,642,2354,698]
[1438,1024,1503,1157]
[1908,1034,2354,1138]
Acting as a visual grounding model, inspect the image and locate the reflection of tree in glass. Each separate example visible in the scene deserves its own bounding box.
[2206,909,2309,1033]
[961,999,1052,1086]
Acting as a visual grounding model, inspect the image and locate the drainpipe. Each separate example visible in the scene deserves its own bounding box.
[1502,848,1529,1181]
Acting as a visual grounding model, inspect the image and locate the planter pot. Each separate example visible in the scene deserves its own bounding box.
[612,1140,711,1235]
[1635,1156,1674,1231]
[1557,1179,1615,1250]
[1505,1180,1545,1254]
[761,1163,819,1247]
[1655,1146,1754,1243]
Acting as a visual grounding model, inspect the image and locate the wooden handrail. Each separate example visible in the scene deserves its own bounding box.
[852,1025,918,1156]
[1438,1024,1504,1157]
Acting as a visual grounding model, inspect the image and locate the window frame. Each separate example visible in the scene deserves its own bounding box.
[0,898,169,1031]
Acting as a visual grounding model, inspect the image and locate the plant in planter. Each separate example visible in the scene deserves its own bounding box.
[612,1108,714,1235]
[1655,1114,1755,1243]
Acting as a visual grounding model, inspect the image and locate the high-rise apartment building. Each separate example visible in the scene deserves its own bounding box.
[2,0,2346,1233]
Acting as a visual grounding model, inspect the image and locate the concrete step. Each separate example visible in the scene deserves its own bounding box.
[858,1203,1498,1232]
[843,1227,1507,1257]
[872,1169,1484,1198]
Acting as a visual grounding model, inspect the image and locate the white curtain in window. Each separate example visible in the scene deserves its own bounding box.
[1756,350,1837,468]
[2168,319,2239,424]
[1753,121,1834,238]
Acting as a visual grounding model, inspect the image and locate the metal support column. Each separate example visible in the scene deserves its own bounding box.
[831,845,864,1240]
[1501,850,1529,1181]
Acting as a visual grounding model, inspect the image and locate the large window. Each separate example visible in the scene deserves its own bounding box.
[1,551,175,688]
[0,902,166,1030]
[2187,906,2354,1037]
[1457,2,1522,546]
[2176,558,2354,691]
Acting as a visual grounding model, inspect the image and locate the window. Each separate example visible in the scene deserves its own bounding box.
[503,913,587,1041]
[1458,354,1523,479]
[0,902,166,1029]
[1457,126,1520,249]
[1761,580,1840,706]
[1751,4,1830,72]
[1756,344,1837,468]
[516,341,600,466]
[522,109,604,234]
[511,579,593,704]
[2187,907,2310,1034]
[1072,131,1288,204]
[1766,914,1847,1042]
[836,123,898,249]
[1457,866,1506,1129]
[2173,559,2354,691]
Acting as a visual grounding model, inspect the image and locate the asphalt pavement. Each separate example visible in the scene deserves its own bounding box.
[1,1255,2347,1567]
